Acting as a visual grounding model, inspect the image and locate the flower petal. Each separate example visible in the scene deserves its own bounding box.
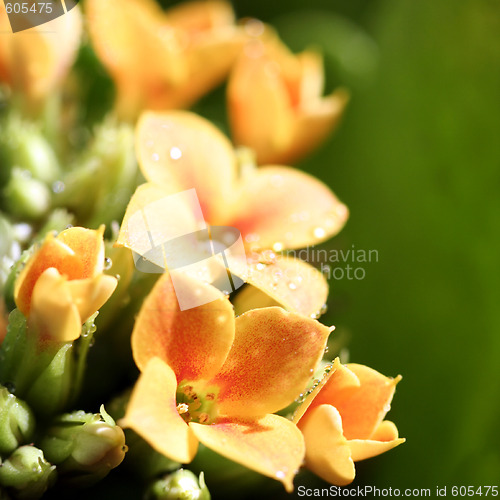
[131,272,235,382]
[136,111,237,222]
[14,235,83,316]
[57,226,106,276]
[233,255,329,317]
[190,414,304,492]
[116,182,202,258]
[333,364,402,440]
[288,90,349,165]
[293,358,359,424]
[65,275,117,323]
[213,307,331,417]
[348,422,405,462]
[120,357,198,464]
[227,166,348,250]
[298,404,355,486]
[29,268,82,342]
[228,44,294,165]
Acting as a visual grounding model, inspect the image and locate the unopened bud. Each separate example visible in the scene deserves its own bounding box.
[0,387,35,456]
[0,446,56,499]
[39,407,127,486]
[145,470,210,500]
[3,168,51,219]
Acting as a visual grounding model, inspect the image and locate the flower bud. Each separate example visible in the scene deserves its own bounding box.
[3,168,51,220]
[145,470,210,500]
[0,387,35,456]
[0,115,60,185]
[0,446,56,499]
[39,407,127,486]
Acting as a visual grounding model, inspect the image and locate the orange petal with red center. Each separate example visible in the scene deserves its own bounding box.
[66,275,117,323]
[228,45,294,165]
[227,166,348,250]
[29,268,82,342]
[349,420,405,462]
[190,414,304,492]
[213,307,331,417]
[232,255,329,317]
[57,226,106,277]
[120,357,198,464]
[332,364,401,440]
[132,272,234,381]
[136,111,237,222]
[298,404,355,486]
[14,235,83,316]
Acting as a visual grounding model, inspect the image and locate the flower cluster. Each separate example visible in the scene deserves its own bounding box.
[0,1,404,498]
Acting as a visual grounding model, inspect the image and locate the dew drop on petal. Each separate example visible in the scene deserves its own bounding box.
[52,180,65,193]
[313,227,326,239]
[256,263,266,271]
[273,242,284,252]
[104,257,112,270]
[288,282,297,290]
[151,153,160,162]
[170,147,182,160]
[276,471,286,480]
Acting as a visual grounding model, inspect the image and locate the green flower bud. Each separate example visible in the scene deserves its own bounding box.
[39,407,127,486]
[54,120,137,227]
[145,470,210,500]
[0,387,35,456]
[0,446,56,499]
[0,114,60,186]
[3,168,51,219]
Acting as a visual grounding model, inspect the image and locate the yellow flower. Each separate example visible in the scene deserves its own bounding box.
[14,227,117,342]
[0,5,82,106]
[117,111,349,317]
[228,27,349,165]
[86,0,245,120]
[293,358,405,485]
[120,272,332,491]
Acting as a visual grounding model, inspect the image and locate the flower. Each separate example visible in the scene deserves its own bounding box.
[120,272,332,491]
[117,111,348,316]
[0,5,82,107]
[14,227,117,342]
[227,26,349,165]
[293,358,404,485]
[86,0,245,120]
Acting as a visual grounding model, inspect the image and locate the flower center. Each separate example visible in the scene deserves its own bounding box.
[176,381,219,424]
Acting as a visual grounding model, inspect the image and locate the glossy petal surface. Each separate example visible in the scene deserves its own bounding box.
[214,307,331,416]
[121,358,198,463]
[131,273,235,381]
[190,414,304,492]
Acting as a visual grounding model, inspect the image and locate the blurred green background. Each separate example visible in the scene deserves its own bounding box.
[230,0,500,493]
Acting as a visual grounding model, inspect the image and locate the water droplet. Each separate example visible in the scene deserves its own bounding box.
[324,346,329,353]
[52,180,65,193]
[170,147,182,160]
[313,227,326,239]
[383,403,391,413]
[288,282,297,290]
[320,303,328,315]
[256,263,266,271]
[115,274,121,281]
[309,368,314,373]
[151,153,160,162]
[276,471,286,480]
[272,242,284,252]
[104,257,112,270]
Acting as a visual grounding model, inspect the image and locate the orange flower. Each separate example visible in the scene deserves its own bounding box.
[120,272,332,491]
[14,227,117,342]
[86,0,244,120]
[293,358,404,485]
[117,111,348,317]
[0,5,82,106]
[228,27,349,165]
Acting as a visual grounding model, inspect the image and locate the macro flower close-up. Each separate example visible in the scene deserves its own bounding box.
[1,0,498,498]
[121,272,332,492]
